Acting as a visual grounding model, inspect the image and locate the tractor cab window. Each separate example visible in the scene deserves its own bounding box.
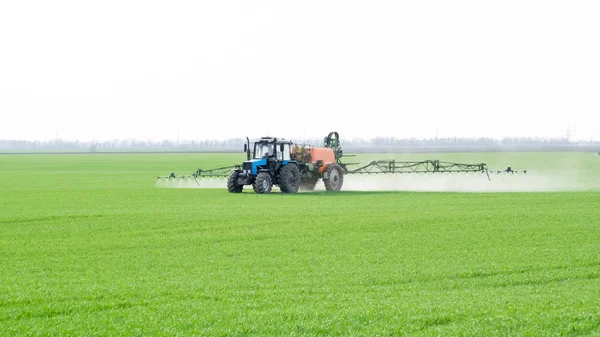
[255,143,274,158]
[278,143,291,161]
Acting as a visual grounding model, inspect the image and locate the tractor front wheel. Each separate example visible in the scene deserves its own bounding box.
[227,171,243,193]
[279,164,300,193]
[324,163,344,192]
[253,172,272,194]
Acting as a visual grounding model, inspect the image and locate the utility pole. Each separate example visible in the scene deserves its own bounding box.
[566,125,571,143]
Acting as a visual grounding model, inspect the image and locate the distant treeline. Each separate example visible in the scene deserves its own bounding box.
[1,136,598,152]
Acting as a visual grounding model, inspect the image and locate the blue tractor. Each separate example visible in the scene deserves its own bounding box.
[227,136,301,194]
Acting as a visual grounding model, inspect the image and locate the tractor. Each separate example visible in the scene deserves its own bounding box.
[227,136,301,194]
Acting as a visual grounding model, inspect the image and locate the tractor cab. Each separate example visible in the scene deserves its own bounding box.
[238,136,294,177]
[246,136,292,162]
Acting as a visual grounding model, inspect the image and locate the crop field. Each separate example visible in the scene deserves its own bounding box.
[1,151,600,336]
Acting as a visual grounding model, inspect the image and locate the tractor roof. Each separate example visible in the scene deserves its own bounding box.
[255,136,292,144]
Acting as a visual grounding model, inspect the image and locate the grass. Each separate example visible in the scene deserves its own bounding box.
[1,152,599,336]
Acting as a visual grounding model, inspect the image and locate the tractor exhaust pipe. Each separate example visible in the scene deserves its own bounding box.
[244,137,251,161]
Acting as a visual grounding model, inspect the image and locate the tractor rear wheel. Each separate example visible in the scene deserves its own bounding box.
[324,163,344,192]
[253,172,272,194]
[279,164,300,193]
[300,178,318,192]
[227,171,243,193]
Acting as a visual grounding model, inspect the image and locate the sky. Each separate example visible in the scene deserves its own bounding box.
[1,0,599,142]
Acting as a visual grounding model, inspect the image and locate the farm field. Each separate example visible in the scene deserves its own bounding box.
[1,151,600,336]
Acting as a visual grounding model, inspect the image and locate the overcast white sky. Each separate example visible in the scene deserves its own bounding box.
[1,1,599,142]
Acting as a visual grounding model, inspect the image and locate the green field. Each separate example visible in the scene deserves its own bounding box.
[1,152,599,336]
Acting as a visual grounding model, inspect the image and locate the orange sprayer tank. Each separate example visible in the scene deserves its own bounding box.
[291,145,336,173]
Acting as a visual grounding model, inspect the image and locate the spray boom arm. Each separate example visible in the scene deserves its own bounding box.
[345,160,526,181]
[347,160,487,174]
